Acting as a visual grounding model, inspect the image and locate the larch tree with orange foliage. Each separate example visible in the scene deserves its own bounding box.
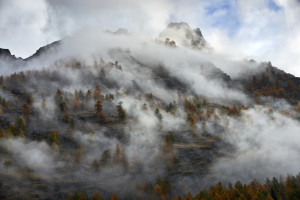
[49,130,60,145]
[187,114,196,127]
[110,193,119,200]
[92,191,104,200]
[73,95,80,110]
[0,130,5,138]
[95,100,106,120]
[22,103,30,117]
[93,85,102,100]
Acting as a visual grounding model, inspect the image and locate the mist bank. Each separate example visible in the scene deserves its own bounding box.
[1,23,300,199]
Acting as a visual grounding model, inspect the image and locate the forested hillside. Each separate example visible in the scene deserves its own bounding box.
[1,23,300,200]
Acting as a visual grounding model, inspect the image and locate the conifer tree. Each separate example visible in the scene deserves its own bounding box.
[92,191,104,200]
[155,108,163,121]
[22,103,30,116]
[95,100,106,120]
[93,85,101,100]
[116,102,126,121]
[100,149,111,167]
[15,116,27,136]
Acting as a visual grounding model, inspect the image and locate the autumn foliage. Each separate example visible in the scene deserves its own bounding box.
[93,85,102,100]
[68,173,300,200]
[95,100,106,120]
[49,130,60,145]
[223,105,249,116]
[254,85,286,98]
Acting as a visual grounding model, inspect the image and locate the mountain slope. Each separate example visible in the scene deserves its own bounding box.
[0,22,300,200]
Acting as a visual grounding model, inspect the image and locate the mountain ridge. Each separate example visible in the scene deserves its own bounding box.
[1,22,300,200]
[1,22,300,104]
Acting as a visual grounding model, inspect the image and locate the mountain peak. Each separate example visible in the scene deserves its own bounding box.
[0,48,22,61]
[158,22,208,50]
[0,48,12,56]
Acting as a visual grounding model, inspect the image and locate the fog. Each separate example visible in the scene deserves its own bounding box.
[174,105,300,194]
[0,22,300,199]
[213,106,300,182]
[21,28,252,103]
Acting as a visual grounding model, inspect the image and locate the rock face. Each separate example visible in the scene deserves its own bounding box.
[0,41,60,75]
[0,40,60,63]
[25,40,60,61]
[0,48,20,60]
[158,22,209,50]
[0,48,25,71]
[0,49,12,57]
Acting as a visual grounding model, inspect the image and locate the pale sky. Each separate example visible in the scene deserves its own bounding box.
[1,0,300,76]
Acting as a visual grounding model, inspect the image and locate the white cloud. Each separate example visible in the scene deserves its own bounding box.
[204,0,300,76]
[0,0,300,76]
[210,106,300,183]
[0,0,54,57]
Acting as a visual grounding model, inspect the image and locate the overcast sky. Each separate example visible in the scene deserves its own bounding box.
[1,0,300,76]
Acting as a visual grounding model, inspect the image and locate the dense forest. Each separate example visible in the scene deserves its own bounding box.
[68,173,300,200]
